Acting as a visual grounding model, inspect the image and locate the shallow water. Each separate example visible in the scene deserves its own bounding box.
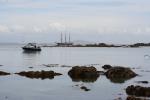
[0,44,150,100]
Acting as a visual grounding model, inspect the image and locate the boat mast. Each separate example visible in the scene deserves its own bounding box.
[65,33,66,43]
[61,32,63,43]
[69,33,70,43]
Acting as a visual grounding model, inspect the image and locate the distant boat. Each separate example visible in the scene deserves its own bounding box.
[22,43,41,51]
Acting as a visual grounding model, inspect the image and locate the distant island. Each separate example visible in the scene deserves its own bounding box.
[42,42,150,48]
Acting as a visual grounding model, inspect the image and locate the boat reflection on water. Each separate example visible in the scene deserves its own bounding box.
[22,50,41,54]
[22,48,41,66]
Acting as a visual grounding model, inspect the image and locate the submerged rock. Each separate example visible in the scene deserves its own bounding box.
[0,71,10,76]
[43,64,59,67]
[105,66,137,83]
[135,81,149,84]
[68,66,100,82]
[80,86,90,91]
[28,67,33,69]
[126,85,150,97]
[126,96,147,100]
[102,64,112,70]
[16,70,62,79]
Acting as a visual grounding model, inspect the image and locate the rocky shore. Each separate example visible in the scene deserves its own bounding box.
[0,64,150,99]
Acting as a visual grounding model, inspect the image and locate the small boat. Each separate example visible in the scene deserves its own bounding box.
[22,43,41,51]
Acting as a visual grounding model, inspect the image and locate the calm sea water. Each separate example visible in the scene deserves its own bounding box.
[0,44,150,100]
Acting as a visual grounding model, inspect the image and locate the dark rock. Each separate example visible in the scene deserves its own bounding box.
[80,86,90,91]
[16,70,62,79]
[105,66,137,83]
[102,64,112,70]
[126,96,146,100]
[126,85,150,97]
[0,71,10,76]
[135,81,149,84]
[68,66,100,82]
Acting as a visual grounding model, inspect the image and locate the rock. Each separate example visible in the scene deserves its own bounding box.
[135,81,149,84]
[80,86,90,91]
[0,71,10,76]
[68,66,100,82]
[126,96,147,100]
[126,85,150,97]
[105,66,137,83]
[102,64,112,70]
[61,65,72,67]
[16,70,62,79]
[43,64,59,67]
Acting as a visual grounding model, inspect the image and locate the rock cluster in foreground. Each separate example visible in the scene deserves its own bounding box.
[16,70,62,79]
[126,85,150,97]
[105,66,137,83]
[68,66,100,82]
[0,71,10,76]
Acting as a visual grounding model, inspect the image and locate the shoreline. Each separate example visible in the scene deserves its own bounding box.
[41,43,150,48]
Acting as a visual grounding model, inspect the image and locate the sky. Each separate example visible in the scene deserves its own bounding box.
[0,0,150,43]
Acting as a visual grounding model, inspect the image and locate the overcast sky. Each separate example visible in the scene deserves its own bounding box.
[0,0,150,43]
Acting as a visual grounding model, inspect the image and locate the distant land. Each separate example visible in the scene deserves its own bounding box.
[0,42,150,48]
[41,42,150,48]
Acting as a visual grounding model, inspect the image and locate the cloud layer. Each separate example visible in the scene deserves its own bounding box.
[0,0,150,43]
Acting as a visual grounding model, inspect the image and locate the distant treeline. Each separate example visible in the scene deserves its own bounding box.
[71,43,150,47]
[42,43,150,48]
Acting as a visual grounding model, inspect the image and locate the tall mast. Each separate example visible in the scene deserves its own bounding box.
[69,33,70,43]
[65,33,66,43]
[61,32,63,43]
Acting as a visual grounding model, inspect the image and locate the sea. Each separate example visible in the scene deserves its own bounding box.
[0,44,150,100]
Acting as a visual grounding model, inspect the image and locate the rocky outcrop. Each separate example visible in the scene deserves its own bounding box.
[68,66,100,82]
[0,71,10,76]
[16,70,62,79]
[102,64,112,70]
[126,85,150,97]
[105,66,137,83]
[80,86,90,91]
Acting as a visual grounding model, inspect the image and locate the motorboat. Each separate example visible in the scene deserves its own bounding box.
[22,43,41,51]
